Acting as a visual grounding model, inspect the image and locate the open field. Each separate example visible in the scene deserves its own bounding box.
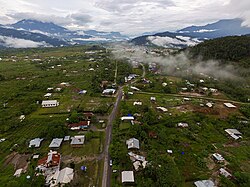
[111,71,250,186]
[0,45,134,186]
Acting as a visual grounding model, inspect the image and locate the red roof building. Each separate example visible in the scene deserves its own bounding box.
[38,151,61,168]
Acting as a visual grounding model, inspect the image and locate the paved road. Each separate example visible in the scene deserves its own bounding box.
[101,63,145,187]
[102,87,123,187]
[140,63,146,78]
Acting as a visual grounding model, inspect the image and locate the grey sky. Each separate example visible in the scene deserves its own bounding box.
[0,0,249,35]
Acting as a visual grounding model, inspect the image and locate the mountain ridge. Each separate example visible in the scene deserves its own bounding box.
[131,18,250,48]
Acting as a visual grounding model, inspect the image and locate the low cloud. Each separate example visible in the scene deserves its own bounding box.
[0,36,51,48]
[111,43,241,81]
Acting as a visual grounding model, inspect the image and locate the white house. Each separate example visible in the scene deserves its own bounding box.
[133,102,142,106]
[42,100,59,108]
[150,97,156,101]
[44,93,52,98]
[177,122,189,128]
[162,82,168,87]
[55,88,62,92]
[183,97,191,101]
[126,138,140,149]
[206,102,213,108]
[167,150,173,154]
[102,89,116,95]
[49,138,63,148]
[224,103,236,108]
[121,171,134,183]
[121,116,134,121]
[19,115,25,122]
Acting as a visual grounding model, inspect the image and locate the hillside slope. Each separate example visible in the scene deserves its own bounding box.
[187,35,250,63]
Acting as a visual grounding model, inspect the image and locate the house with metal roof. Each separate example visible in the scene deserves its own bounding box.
[225,129,242,140]
[68,121,90,130]
[29,138,44,148]
[70,135,85,147]
[102,89,116,95]
[194,180,215,187]
[49,138,63,148]
[219,168,232,178]
[224,103,236,108]
[121,116,134,121]
[47,167,74,187]
[212,153,225,162]
[121,171,134,183]
[42,100,59,108]
[126,138,140,149]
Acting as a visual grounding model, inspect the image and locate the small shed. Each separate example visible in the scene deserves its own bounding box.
[150,97,156,101]
[64,136,70,141]
[133,102,142,106]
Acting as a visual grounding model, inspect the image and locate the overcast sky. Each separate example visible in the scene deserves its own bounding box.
[0,0,249,35]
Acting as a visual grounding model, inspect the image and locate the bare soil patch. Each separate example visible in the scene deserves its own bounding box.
[4,152,30,170]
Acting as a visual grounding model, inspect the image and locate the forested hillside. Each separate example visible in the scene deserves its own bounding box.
[187,35,250,65]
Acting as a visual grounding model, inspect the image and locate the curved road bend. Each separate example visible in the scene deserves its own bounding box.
[102,87,123,187]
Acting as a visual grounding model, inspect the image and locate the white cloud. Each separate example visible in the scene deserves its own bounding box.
[0,0,249,35]
[0,36,51,48]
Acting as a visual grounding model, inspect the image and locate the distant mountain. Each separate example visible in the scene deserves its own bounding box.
[177,18,250,39]
[131,31,201,48]
[10,19,69,35]
[0,26,68,48]
[7,19,128,45]
[131,18,250,48]
[0,19,129,48]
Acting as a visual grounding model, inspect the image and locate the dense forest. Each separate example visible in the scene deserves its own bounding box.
[187,35,250,66]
